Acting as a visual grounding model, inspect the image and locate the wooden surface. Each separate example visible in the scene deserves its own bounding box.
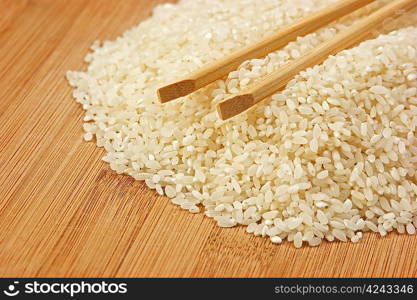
[0,0,416,278]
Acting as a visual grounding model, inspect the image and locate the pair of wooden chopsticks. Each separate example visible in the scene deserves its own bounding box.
[158,0,417,120]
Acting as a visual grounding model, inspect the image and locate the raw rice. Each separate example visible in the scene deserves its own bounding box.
[67,0,417,248]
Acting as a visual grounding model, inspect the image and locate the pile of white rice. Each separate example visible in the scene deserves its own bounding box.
[67,0,417,247]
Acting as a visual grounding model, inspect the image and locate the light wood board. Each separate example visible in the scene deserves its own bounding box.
[0,0,416,278]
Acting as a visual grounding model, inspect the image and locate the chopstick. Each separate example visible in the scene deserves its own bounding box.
[157,0,377,103]
[217,0,417,120]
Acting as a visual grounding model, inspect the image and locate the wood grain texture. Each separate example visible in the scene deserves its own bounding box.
[0,0,416,278]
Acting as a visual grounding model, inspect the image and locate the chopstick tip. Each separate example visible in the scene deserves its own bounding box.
[216,94,255,120]
[158,79,196,103]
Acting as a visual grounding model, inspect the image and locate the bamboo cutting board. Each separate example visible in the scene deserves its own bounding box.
[0,0,416,278]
